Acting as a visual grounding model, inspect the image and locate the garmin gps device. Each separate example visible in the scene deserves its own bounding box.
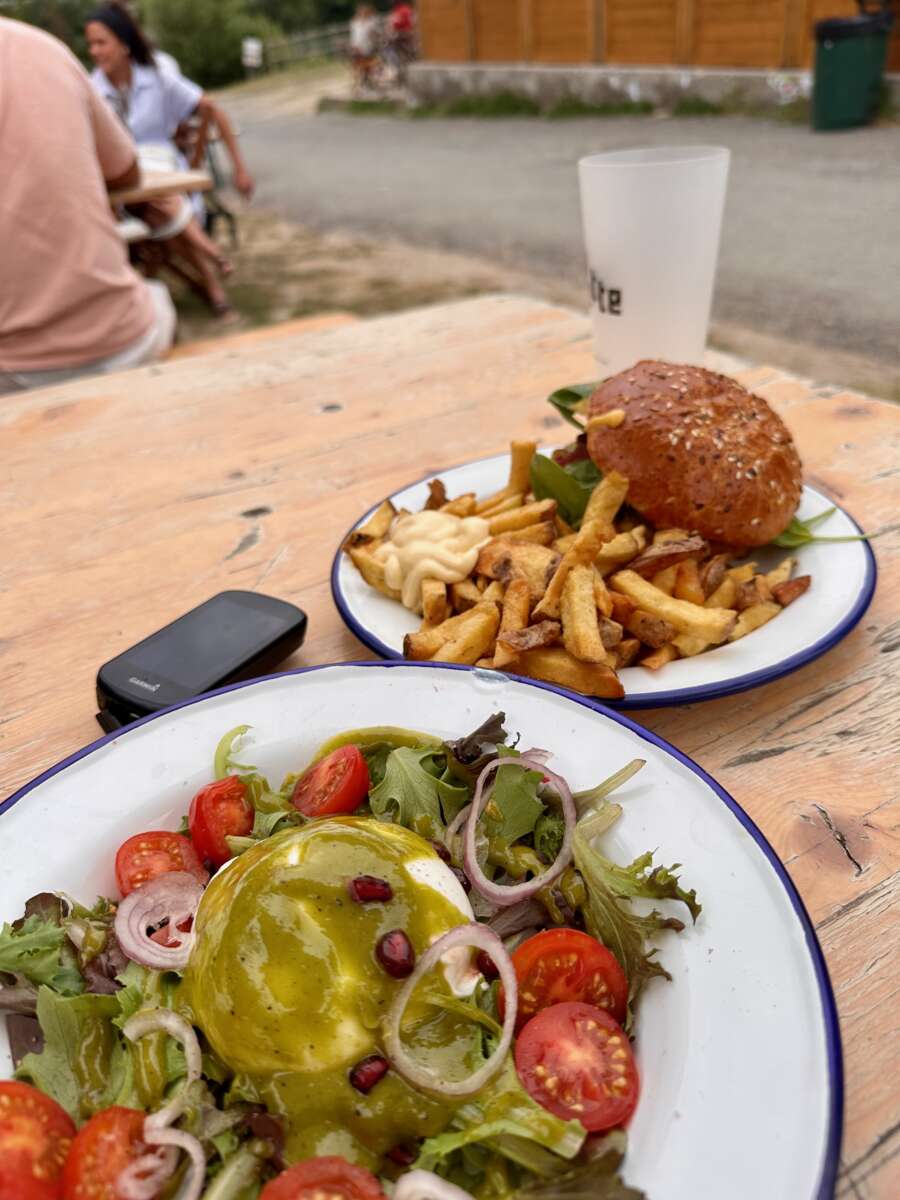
[96,590,308,732]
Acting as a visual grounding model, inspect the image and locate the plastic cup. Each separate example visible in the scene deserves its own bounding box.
[577,146,730,375]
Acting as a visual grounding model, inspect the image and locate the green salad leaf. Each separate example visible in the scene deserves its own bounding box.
[533,811,566,863]
[214,725,256,779]
[483,763,545,845]
[0,915,83,996]
[546,383,597,431]
[518,1130,646,1199]
[530,454,602,529]
[772,506,873,548]
[573,822,699,1024]
[368,746,469,837]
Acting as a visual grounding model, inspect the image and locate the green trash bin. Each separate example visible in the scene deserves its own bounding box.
[812,6,893,131]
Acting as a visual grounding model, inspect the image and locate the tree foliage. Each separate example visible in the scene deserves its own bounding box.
[140,0,281,88]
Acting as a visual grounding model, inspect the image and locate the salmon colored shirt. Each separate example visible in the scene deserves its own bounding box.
[0,19,154,372]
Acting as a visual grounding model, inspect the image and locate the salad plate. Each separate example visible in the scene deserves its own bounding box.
[331,452,876,708]
[0,661,840,1199]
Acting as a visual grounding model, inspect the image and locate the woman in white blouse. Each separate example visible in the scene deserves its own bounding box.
[86,2,254,316]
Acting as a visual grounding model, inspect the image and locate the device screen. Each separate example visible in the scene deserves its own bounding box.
[127,594,290,690]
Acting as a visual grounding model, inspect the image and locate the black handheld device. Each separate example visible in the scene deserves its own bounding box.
[96,590,308,732]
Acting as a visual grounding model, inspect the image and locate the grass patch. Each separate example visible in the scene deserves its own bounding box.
[671,95,724,117]
[409,91,541,118]
[545,97,654,118]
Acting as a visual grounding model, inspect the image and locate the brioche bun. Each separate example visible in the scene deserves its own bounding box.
[585,361,802,548]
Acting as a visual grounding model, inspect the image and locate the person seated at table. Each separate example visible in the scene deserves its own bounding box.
[85,2,254,316]
[0,17,175,395]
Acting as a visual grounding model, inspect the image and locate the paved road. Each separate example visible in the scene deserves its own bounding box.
[239,110,900,363]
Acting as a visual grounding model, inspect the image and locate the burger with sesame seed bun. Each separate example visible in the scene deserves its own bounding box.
[583,361,803,548]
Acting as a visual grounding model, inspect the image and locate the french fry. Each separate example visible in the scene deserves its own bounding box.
[735,576,773,611]
[481,581,505,603]
[624,609,677,650]
[595,528,647,577]
[347,545,401,601]
[553,534,577,553]
[450,579,483,612]
[610,570,737,644]
[652,527,689,545]
[650,564,678,595]
[673,559,706,606]
[609,592,636,625]
[583,470,629,528]
[493,577,531,669]
[507,440,537,495]
[598,617,624,648]
[700,554,729,598]
[561,565,609,664]
[640,644,679,670]
[514,647,624,700]
[495,522,556,547]
[614,637,641,668]
[705,575,737,609]
[477,541,560,603]
[534,520,611,620]
[672,632,710,657]
[475,658,496,669]
[479,492,524,519]
[421,579,449,624]
[555,513,575,537]
[404,601,499,660]
[629,535,708,580]
[593,568,613,618]
[727,562,757,584]
[772,575,811,607]
[766,557,796,588]
[441,493,477,517]
[424,480,447,510]
[728,601,781,642]
[489,499,556,536]
[353,499,396,542]
[439,605,501,665]
[498,620,562,653]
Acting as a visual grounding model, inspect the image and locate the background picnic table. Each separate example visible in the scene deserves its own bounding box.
[0,295,897,1198]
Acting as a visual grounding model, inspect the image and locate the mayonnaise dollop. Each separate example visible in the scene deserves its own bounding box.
[373,510,490,612]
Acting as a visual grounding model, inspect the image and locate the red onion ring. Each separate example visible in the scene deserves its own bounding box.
[142,1127,206,1200]
[463,757,575,906]
[116,1147,178,1200]
[114,872,204,971]
[394,1170,475,1200]
[383,922,516,1098]
[122,1010,202,1129]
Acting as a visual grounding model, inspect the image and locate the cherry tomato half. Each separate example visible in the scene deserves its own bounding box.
[61,1107,147,1200]
[500,928,629,1031]
[0,1080,75,1200]
[114,831,209,897]
[290,746,370,818]
[515,1001,639,1132]
[260,1156,385,1200]
[188,776,254,867]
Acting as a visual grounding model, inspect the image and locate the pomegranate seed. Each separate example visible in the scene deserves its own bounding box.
[451,867,471,893]
[431,840,452,863]
[349,1054,389,1094]
[376,929,415,977]
[387,1144,417,1167]
[348,875,393,903]
[476,950,499,981]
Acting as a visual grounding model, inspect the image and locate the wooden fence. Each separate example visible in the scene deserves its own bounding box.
[419,1,900,72]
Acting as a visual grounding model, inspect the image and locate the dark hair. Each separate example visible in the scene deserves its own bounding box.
[87,1,155,66]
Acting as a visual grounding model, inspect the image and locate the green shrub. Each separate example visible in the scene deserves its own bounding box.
[439,91,541,117]
[141,0,281,89]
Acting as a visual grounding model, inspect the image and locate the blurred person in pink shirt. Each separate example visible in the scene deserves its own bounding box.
[0,18,175,394]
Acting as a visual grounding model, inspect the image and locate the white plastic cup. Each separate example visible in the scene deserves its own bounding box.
[577,146,730,375]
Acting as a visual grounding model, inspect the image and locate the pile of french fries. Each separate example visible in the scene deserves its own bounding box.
[344,441,811,700]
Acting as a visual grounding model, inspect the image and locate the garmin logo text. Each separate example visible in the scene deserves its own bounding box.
[128,676,161,693]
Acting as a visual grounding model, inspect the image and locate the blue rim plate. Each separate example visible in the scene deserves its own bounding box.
[0,661,841,1199]
[330,452,876,709]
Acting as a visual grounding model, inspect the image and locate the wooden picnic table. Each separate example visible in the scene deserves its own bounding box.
[108,167,213,207]
[0,295,897,1198]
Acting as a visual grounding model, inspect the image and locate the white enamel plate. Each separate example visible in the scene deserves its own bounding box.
[331,452,876,708]
[0,663,840,1199]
